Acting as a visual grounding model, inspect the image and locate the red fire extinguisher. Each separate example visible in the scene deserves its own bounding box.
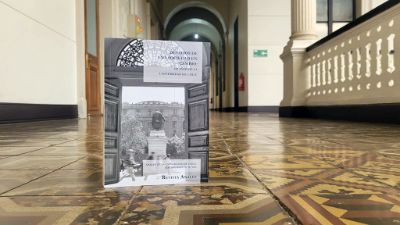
[239,73,245,91]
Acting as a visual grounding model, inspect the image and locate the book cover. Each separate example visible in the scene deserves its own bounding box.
[104,39,210,187]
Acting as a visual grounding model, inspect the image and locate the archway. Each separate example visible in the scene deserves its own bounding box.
[164,2,227,110]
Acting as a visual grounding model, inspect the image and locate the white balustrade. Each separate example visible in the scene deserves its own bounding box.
[305,4,400,105]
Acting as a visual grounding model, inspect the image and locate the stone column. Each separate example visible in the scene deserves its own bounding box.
[280,0,318,110]
[291,0,318,40]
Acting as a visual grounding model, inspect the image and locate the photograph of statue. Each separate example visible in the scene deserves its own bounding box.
[113,86,186,186]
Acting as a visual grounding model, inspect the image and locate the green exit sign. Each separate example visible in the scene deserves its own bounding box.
[253,49,268,57]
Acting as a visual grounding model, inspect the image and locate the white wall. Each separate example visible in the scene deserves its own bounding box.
[106,0,151,39]
[135,0,148,39]
[0,0,77,105]
[247,0,291,106]
[98,0,155,115]
[76,0,86,117]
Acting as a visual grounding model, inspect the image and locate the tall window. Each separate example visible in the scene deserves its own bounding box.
[317,0,355,35]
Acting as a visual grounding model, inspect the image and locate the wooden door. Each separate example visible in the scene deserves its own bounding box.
[104,80,121,185]
[85,0,101,115]
[186,82,209,181]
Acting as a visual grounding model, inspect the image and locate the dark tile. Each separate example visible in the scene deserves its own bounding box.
[0,195,132,225]
[118,194,293,225]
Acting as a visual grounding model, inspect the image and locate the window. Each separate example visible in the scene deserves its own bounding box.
[317,0,355,35]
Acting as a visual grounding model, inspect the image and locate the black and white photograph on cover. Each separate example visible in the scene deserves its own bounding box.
[106,86,200,187]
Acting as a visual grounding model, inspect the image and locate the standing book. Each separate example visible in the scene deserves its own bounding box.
[103,39,210,187]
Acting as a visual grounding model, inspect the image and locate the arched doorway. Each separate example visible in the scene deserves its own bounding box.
[163,3,227,111]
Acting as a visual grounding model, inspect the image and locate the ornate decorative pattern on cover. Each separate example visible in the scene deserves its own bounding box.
[116,39,144,67]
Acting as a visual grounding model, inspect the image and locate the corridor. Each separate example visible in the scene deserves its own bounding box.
[0,112,399,225]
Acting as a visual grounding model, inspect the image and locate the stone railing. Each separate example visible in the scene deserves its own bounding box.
[304,1,400,106]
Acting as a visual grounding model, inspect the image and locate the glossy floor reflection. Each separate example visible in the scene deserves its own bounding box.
[0,113,400,224]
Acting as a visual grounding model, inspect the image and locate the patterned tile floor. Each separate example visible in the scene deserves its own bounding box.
[0,113,400,224]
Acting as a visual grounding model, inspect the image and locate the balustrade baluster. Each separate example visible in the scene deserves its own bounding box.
[327,58,332,85]
[348,50,354,81]
[356,48,362,79]
[376,38,383,76]
[317,62,321,87]
[322,60,326,86]
[312,63,316,88]
[386,34,395,74]
[334,55,339,83]
[393,18,400,77]
[365,43,372,78]
[340,53,346,83]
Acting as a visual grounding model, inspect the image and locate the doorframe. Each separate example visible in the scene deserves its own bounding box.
[218,53,223,110]
[233,17,239,110]
[84,0,101,116]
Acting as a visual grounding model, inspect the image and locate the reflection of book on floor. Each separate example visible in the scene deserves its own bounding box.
[105,172,200,187]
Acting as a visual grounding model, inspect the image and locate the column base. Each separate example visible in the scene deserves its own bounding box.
[280,39,317,107]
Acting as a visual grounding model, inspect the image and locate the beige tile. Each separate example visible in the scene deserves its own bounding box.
[0,155,83,170]
[4,169,140,197]
[24,146,98,156]
[0,170,51,194]
[0,146,43,156]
